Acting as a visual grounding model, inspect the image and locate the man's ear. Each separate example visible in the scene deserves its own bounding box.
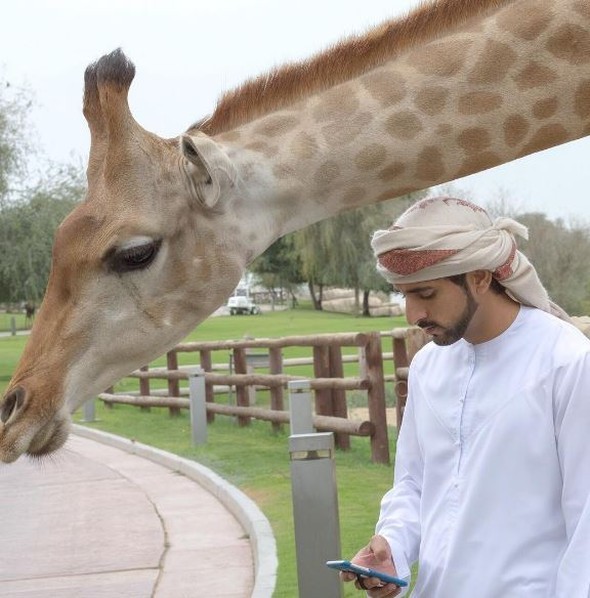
[180,133,237,208]
[470,270,493,294]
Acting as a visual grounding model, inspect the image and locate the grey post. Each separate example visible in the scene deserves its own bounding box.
[10,316,16,336]
[188,368,208,445]
[82,399,95,422]
[289,432,342,597]
[288,379,314,435]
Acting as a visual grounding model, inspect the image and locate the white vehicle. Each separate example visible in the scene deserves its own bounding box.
[227,288,261,315]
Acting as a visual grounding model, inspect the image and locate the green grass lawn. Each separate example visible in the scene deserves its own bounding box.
[0,334,28,389]
[0,312,29,333]
[1,307,409,596]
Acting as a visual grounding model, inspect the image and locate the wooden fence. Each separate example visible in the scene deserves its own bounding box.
[98,327,428,464]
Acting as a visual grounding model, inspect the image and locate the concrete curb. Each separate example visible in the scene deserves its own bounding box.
[72,425,278,597]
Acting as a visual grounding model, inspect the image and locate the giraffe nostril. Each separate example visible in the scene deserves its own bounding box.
[1,386,27,425]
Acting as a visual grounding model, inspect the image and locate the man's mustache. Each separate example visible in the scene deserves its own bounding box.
[417,320,439,329]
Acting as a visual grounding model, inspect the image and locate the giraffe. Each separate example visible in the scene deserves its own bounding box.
[1,0,589,463]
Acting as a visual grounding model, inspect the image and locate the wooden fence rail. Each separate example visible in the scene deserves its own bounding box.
[97,327,429,464]
[98,392,375,436]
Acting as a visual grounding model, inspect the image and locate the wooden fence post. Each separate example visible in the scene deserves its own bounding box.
[269,347,284,433]
[232,347,250,426]
[328,345,350,450]
[363,332,390,465]
[103,385,115,410]
[138,366,150,412]
[392,333,409,429]
[199,349,215,423]
[313,345,332,416]
[406,327,429,362]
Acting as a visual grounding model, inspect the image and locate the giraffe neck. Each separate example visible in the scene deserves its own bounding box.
[217,0,590,245]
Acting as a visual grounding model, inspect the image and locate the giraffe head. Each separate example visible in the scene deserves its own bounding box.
[0,50,253,462]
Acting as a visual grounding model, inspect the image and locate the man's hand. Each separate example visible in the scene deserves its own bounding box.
[340,535,403,597]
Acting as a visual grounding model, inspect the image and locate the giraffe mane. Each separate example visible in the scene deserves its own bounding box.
[193,0,512,136]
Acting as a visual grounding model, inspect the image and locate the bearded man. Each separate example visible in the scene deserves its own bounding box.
[341,197,590,597]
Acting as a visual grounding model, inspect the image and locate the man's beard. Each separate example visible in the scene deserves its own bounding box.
[420,287,478,346]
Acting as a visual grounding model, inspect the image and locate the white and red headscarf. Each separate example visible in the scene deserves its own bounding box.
[371,197,569,321]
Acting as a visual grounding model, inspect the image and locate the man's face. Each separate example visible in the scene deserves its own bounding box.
[397,276,478,346]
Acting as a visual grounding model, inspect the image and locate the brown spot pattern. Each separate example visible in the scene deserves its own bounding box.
[253,114,299,137]
[532,97,558,120]
[244,141,278,158]
[362,70,407,106]
[377,188,415,202]
[321,112,373,147]
[355,144,388,170]
[546,24,590,65]
[414,86,449,116]
[455,151,502,179]
[574,81,590,119]
[385,111,423,139]
[314,160,341,188]
[342,187,368,205]
[514,61,558,89]
[495,1,552,41]
[458,92,503,115]
[504,115,530,147]
[416,147,445,182]
[272,163,296,180]
[519,124,570,157]
[379,162,406,181]
[290,132,319,160]
[406,40,473,77]
[457,128,491,153]
[218,130,242,142]
[467,41,517,84]
[312,85,360,122]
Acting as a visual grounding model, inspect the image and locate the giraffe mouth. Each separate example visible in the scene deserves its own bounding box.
[0,406,71,464]
[26,414,71,459]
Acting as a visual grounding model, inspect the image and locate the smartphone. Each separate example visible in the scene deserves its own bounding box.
[326,559,408,587]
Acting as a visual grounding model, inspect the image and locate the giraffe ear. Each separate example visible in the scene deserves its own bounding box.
[180,133,237,208]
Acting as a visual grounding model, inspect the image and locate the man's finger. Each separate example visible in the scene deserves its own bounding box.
[340,570,357,582]
[368,534,392,561]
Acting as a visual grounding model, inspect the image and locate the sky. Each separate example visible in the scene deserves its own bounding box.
[1,0,589,222]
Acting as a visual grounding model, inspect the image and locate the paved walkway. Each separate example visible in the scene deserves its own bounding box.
[0,430,273,597]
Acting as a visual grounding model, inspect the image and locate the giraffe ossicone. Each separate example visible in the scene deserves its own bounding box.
[1,0,589,462]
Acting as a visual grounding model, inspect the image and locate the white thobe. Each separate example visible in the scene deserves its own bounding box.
[376,306,590,597]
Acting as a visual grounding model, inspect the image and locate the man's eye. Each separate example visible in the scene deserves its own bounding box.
[419,291,435,299]
[109,240,161,273]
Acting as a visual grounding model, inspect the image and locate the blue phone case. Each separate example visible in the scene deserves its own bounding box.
[326,559,408,587]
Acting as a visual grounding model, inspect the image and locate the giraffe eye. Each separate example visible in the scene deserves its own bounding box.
[108,239,162,273]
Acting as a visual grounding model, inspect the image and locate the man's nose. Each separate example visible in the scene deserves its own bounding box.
[405,298,426,326]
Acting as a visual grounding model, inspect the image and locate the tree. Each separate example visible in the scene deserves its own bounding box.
[0,165,85,302]
[249,234,304,306]
[293,220,330,310]
[294,192,425,313]
[0,76,32,204]
[0,71,85,304]
[516,213,590,315]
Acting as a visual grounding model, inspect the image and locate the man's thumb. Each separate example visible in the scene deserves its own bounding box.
[369,535,391,562]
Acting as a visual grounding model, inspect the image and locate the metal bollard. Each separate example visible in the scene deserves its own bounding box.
[289,431,343,598]
[188,368,207,445]
[10,316,16,336]
[82,399,96,422]
[288,379,314,435]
